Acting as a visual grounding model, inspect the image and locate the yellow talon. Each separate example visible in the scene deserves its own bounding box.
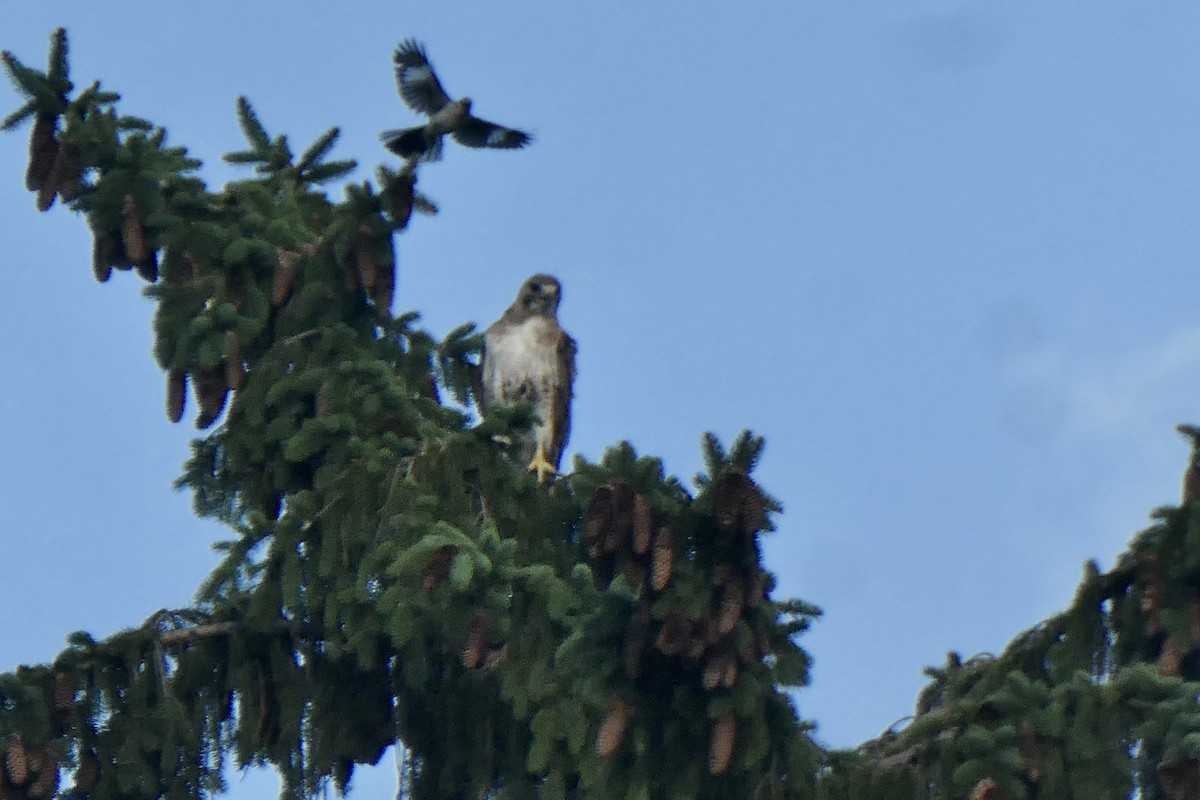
[527,449,557,484]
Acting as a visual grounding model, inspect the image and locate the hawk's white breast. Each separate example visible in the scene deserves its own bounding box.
[485,316,561,407]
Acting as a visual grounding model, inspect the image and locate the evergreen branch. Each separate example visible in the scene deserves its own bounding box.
[295,126,340,174]
[235,95,270,150]
[0,98,35,130]
[46,28,69,87]
[413,194,438,215]
[116,114,153,131]
[302,159,357,184]
[1,50,43,98]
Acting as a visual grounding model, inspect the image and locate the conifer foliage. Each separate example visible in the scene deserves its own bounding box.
[1,30,821,800]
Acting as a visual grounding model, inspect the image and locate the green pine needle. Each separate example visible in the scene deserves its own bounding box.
[46,28,69,87]
[295,127,340,174]
[1,50,42,98]
[236,96,270,150]
[413,194,438,215]
[303,159,357,185]
[0,98,35,131]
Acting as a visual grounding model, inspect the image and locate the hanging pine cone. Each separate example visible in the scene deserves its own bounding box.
[25,750,57,800]
[482,645,509,670]
[354,227,378,291]
[73,750,100,793]
[632,493,653,555]
[53,140,83,203]
[91,233,115,283]
[224,268,249,312]
[717,577,746,636]
[1015,721,1042,783]
[461,612,489,669]
[708,714,736,776]
[722,656,739,689]
[225,330,245,391]
[685,635,706,660]
[968,778,1003,800]
[421,545,458,591]
[134,250,159,283]
[192,366,229,429]
[714,471,763,536]
[583,487,614,558]
[1159,637,1183,678]
[5,737,29,785]
[272,248,299,306]
[1137,549,1163,634]
[25,113,59,194]
[52,672,73,712]
[650,527,673,591]
[372,259,395,314]
[1159,759,1200,800]
[654,610,690,656]
[387,171,415,228]
[746,571,766,609]
[166,369,188,423]
[35,179,57,213]
[702,654,724,691]
[120,194,148,264]
[595,699,632,757]
[619,557,646,590]
[623,606,650,681]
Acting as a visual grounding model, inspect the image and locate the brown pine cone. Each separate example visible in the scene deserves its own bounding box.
[91,234,114,283]
[595,699,632,757]
[120,194,147,265]
[623,606,650,681]
[354,227,378,291]
[225,331,245,392]
[73,750,100,793]
[420,545,457,591]
[53,140,84,203]
[632,493,653,555]
[25,749,57,800]
[461,612,488,669]
[708,714,736,776]
[25,114,58,194]
[166,370,188,423]
[717,577,746,636]
[272,248,299,306]
[650,527,673,591]
[192,366,229,429]
[5,737,29,785]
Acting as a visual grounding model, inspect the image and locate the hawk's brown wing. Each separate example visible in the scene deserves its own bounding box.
[548,329,577,469]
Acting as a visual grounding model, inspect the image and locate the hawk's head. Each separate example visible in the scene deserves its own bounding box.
[517,274,562,316]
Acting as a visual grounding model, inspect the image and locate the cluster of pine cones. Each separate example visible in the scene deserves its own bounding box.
[0,673,97,800]
[585,472,770,776]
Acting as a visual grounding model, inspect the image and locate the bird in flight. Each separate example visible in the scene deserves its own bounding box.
[381,39,533,162]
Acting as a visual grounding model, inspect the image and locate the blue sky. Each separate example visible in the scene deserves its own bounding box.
[4,1,1200,795]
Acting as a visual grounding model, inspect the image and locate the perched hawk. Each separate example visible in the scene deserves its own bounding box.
[381,39,532,162]
[481,275,576,483]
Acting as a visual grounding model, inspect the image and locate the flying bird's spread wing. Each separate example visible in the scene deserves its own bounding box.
[452,117,533,150]
[393,39,452,114]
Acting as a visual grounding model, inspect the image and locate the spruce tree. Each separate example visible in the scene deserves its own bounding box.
[9,27,1200,800]
[0,30,820,800]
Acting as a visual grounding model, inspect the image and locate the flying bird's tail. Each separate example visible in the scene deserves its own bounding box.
[380,126,443,162]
